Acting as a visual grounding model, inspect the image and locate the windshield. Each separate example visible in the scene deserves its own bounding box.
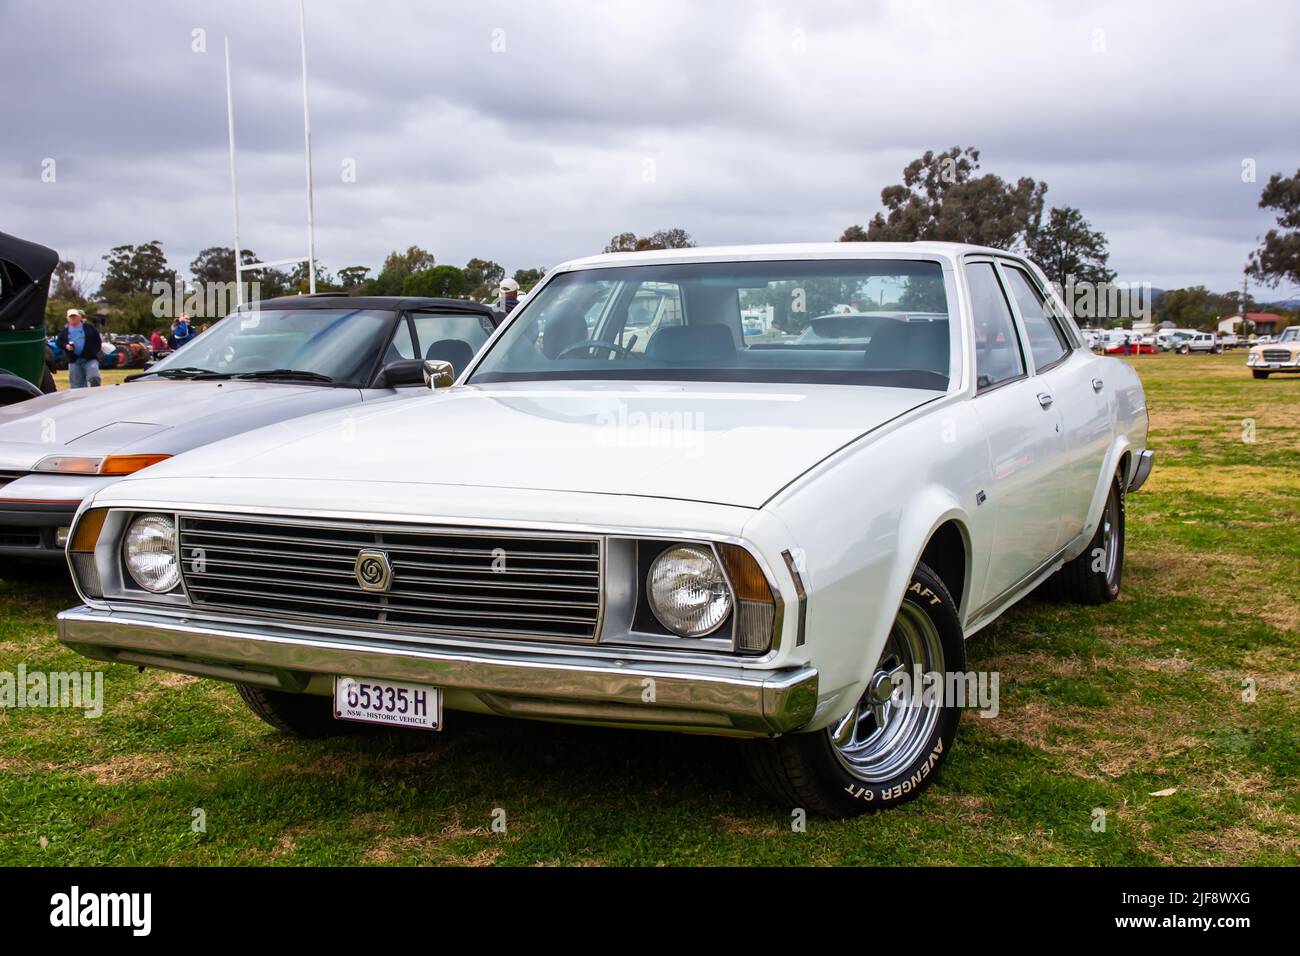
[148,307,395,384]
[1280,328,1300,344]
[468,259,953,390]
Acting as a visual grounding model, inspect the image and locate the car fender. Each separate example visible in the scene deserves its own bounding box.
[0,370,44,407]
[768,483,973,734]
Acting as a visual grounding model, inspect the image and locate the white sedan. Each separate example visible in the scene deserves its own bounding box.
[58,242,1152,817]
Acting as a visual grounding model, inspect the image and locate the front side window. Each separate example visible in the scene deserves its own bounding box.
[411,312,494,375]
[1003,265,1069,370]
[148,308,395,385]
[469,259,953,390]
[966,262,1025,390]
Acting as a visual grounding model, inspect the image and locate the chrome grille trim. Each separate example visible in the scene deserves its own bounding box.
[1262,349,1292,363]
[177,513,604,643]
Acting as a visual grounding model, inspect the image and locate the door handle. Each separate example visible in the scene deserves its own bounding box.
[1092,378,1104,392]
[1037,392,1054,409]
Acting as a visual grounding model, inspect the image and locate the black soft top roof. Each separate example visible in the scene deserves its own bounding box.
[0,231,59,332]
[249,294,498,316]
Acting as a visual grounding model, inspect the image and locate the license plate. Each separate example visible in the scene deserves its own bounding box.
[1269,363,1281,369]
[333,676,442,730]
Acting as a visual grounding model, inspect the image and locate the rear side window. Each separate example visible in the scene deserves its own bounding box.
[1003,265,1069,370]
[967,262,1025,390]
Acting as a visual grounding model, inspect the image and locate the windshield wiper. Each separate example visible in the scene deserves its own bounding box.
[232,369,335,383]
[124,366,231,382]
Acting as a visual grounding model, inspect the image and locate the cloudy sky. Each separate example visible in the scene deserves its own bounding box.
[2,0,1296,295]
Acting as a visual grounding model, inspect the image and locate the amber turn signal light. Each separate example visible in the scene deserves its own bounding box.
[99,454,171,476]
[69,508,109,554]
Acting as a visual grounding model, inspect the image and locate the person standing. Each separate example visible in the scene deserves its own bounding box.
[498,278,520,315]
[55,308,102,388]
[168,313,195,350]
[150,329,167,353]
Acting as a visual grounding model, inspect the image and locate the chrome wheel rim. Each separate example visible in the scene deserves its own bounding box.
[830,600,946,783]
[1101,489,1120,583]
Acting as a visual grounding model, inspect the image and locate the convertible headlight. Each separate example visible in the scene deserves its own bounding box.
[123,513,180,593]
[647,545,732,637]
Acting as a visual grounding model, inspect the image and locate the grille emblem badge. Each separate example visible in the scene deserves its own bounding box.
[354,549,393,592]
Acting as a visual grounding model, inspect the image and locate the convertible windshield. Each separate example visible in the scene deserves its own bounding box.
[468,259,953,389]
[147,308,395,385]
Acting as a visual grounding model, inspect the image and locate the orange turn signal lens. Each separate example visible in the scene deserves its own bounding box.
[98,454,171,476]
[717,543,774,602]
[69,508,109,554]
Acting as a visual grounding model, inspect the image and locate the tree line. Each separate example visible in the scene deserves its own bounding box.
[47,245,550,335]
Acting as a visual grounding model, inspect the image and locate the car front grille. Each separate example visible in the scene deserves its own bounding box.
[1262,349,1292,363]
[177,514,603,642]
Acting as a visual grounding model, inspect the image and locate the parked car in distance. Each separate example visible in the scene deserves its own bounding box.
[1246,325,1300,379]
[1219,332,1240,349]
[1178,331,1221,354]
[58,242,1152,817]
[1155,328,1194,351]
[0,295,498,566]
[1102,330,1154,354]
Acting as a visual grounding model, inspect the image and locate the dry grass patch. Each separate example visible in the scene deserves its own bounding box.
[83,753,178,785]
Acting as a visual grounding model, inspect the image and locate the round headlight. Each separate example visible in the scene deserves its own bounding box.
[647,545,732,637]
[124,514,180,593]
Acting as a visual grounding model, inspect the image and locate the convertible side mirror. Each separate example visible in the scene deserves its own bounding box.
[374,359,427,388]
[422,359,455,389]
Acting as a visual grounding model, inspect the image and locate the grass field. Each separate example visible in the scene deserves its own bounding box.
[3,352,1297,865]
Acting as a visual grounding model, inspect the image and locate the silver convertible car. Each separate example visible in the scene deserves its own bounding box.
[0,295,497,567]
[58,243,1152,816]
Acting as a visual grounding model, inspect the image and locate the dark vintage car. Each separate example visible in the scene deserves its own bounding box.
[0,231,59,404]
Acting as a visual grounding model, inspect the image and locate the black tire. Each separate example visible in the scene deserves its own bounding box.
[237,684,364,739]
[1041,473,1125,605]
[40,368,56,393]
[741,562,966,818]
[1253,370,1270,380]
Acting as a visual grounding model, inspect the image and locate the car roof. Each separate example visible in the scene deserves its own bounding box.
[250,294,496,315]
[551,241,1015,273]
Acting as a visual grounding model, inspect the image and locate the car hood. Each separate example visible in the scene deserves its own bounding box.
[128,381,940,508]
[0,380,363,470]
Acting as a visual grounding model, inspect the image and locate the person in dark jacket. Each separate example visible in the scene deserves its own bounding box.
[55,309,102,388]
[168,313,195,350]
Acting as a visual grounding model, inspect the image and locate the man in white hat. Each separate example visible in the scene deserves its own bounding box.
[498,277,521,315]
[55,308,102,388]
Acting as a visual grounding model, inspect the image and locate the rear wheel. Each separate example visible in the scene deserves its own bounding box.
[742,562,965,817]
[1041,473,1125,604]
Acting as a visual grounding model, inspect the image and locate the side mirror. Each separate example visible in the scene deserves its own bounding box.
[422,359,455,389]
[374,359,427,388]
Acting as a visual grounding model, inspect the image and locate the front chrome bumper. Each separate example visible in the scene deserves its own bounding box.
[57,605,818,737]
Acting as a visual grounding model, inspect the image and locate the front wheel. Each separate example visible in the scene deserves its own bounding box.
[1253,370,1270,379]
[237,684,369,739]
[741,562,965,817]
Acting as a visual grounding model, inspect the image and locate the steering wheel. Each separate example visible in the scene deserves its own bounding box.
[554,340,633,360]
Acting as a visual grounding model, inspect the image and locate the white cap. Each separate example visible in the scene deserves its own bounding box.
[499,277,520,294]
